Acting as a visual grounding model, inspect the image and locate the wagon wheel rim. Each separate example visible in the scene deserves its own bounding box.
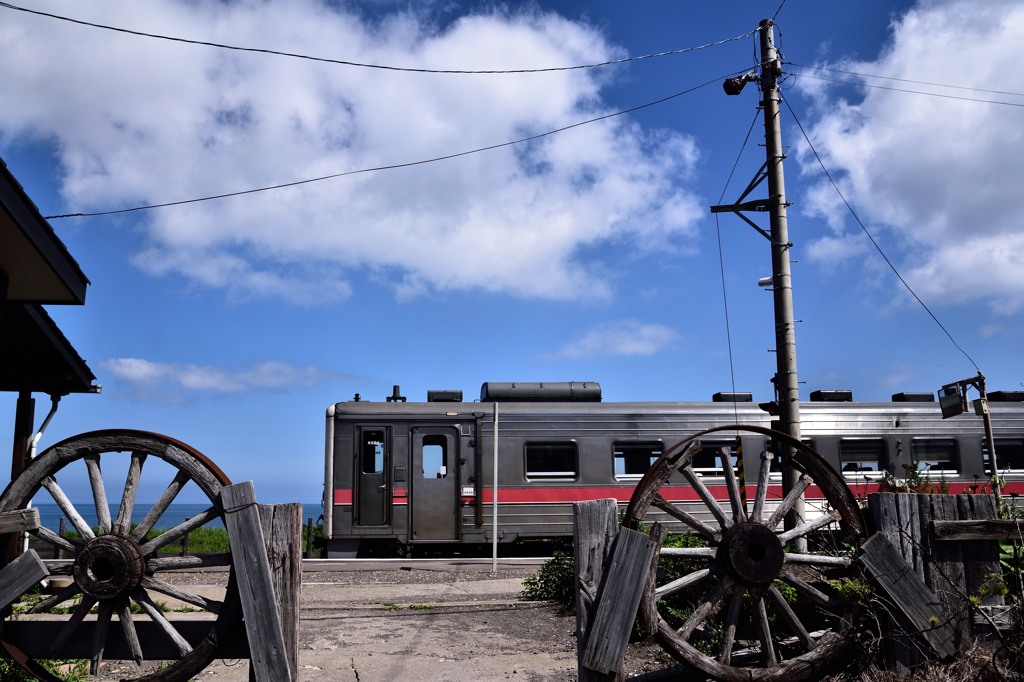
[623,424,866,682]
[0,429,243,681]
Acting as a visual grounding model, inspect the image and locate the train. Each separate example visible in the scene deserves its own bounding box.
[321,381,1024,558]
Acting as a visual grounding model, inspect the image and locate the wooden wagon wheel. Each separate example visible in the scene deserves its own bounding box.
[0,430,243,681]
[622,425,867,682]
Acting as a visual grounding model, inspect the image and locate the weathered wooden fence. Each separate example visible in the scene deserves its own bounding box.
[574,492,1020,679]
[0,481,300,682]
[860,492,1016,672]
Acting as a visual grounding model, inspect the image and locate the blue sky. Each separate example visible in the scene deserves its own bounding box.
[1,0,1022,504]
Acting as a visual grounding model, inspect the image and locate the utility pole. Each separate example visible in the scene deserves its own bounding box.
[712,19,804,543]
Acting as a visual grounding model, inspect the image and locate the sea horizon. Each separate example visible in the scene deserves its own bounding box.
[29,502,324,532]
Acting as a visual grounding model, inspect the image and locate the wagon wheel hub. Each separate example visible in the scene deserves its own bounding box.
[718,522,785,586]
[73,534,147,601]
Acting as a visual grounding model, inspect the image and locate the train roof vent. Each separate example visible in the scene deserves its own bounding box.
[479,381,601,402]
[427,390,463,402]
[713,392,752,402]
[989,391,1024,402]
[810,389,853,402]
[891,392,935,403]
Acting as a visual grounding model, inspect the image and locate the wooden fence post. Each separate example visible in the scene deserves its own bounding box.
[574,498,619,682]
[221,481,293,682]
[258,503,302,682]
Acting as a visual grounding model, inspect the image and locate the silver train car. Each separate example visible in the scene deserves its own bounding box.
[321,382,1024,558]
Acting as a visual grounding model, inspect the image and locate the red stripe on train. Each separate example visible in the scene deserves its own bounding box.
[333,480,1024,506]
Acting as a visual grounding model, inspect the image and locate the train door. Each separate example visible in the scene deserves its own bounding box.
[411,426,459,541]
[356,427,389,527]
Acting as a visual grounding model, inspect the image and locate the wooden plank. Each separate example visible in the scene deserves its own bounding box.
[0,550,48,610]
[933,518,1024,541]
[221,482,292,682]
[257,503,302,682]
[926,495,969,644]
[582,527,656,674]
[958,495,1003,609]
[0,508,40,535]
[858,533,959,659]
[896,493,924,582]
[638,523,667,639]
[574,498,618,682]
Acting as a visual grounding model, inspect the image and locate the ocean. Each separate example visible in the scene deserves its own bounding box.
[31,502,324,532]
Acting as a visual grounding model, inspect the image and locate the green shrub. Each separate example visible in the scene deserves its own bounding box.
[522,550,575,609]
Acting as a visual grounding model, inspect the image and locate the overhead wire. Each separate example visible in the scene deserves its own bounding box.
[0,1,757,75]
[788,62,1024,99]
[789,70,1024,108]
[715,108,763,425]
[46,72,737,219]
[780,96,981,373]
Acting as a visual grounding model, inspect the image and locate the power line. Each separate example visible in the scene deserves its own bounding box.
[46,73,733,220]
[789,70,1024,108]
[781,96,980,373]
[789,62,1024,98]
[0,1,757,75]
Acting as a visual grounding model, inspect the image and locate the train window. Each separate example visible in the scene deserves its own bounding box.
[983,439,1024,472]
[614,442,663,478]
[422,435,448,479]
[839,439,887,475]
[525,442,578,479]
[911,438,959,474]
[693,441,737,477]
[361,430,385,474]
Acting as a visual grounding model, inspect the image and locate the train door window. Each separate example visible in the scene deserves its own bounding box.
[525,442,578,479]
[983,438,1024,472]
[911,438,959,474]
[692,441,737,477]
[361,430,385,474]
[839,439,887,477]
[614,442,663,479]
[421,434,448,478]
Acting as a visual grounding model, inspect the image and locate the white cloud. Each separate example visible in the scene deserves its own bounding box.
[0,1,703,304]
[795,0,1024,313]
[101,357,345,396]
[557,320,680,359]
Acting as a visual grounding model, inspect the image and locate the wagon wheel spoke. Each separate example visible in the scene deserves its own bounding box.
[131,587,193,657]
[147,553,232,571]
[42,476,95,540]
[652,495,719,541]
[720,446,747,522]
[750,451,773,523]
[85,453,113,534]
[115,452,148,535]
[776,510,842,546]
[765,474,812,530]
[779,568,832,607]
[116,599,145,665]
[48,595,97,655]
[784,552,852,569]
[28,581,82,613]
[654,567,712,601]
[768,584,816,651]
[678,577,732,641]
[680,464,731,530]
[131,469,192,541]
[141,575,223,613]
[718,587,744,665]
[90,600,114,675]
[755,594,777,666]
[139,506,219,555]
[33,526,81,555]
